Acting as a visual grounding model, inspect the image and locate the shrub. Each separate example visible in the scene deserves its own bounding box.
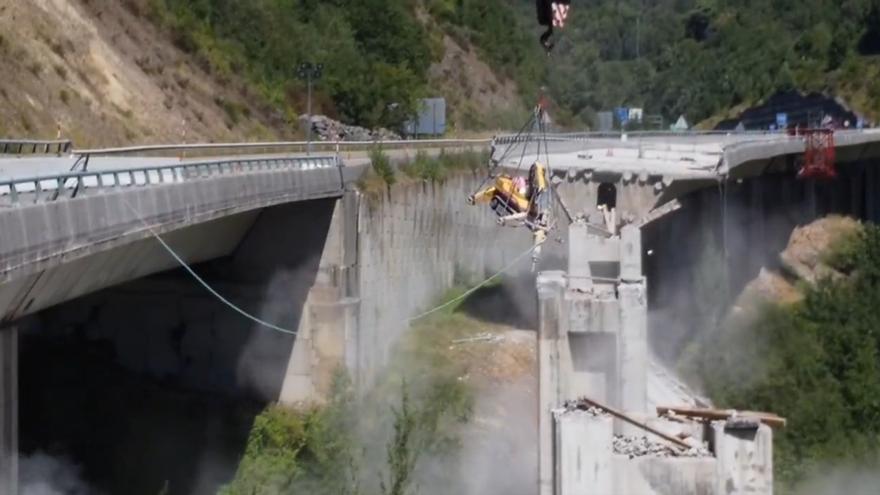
[370,147,396,188]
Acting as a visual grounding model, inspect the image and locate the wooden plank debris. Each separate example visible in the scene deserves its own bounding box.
[578,397,691,450]
[656,406,786,429]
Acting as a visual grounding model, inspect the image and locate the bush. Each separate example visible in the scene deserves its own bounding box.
[370,147,396,188]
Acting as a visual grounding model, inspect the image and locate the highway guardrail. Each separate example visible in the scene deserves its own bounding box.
[0,139,73,155]
[74,138,492,159]
[0,155,339,207]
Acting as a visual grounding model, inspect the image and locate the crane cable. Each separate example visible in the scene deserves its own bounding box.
[406,244,537,323]
[122,197,536,334]
[121,198,300,335]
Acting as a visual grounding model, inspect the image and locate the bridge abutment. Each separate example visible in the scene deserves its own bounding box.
[0,325,17,495]
[279,188,361,403]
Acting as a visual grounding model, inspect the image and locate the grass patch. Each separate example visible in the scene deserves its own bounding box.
[214,96,248,128]
[59,90,70,105]
[370,147,397,188]
[27,61,43,77]
[53,64,68,80]
[401,150,445,182]
[359,148,489,199]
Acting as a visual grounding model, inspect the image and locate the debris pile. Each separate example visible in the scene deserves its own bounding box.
[560,400,607,417]
[299,115,401,141]
[452,332,505,345]
[613,435,711,459]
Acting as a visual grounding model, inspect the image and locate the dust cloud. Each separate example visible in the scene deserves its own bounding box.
[794,466,880,495]
[20,452,98,495]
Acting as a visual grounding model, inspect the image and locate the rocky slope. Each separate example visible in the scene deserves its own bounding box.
[733,215,863,310]
[0,0,293,146]
[0,0,522,147]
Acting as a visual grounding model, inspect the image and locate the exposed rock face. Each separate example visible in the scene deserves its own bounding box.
[299,114,401,142]
[779,215,862,284]
[735,215,863,308]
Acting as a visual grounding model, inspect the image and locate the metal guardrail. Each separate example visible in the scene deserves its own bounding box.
[0,155,338,207]
[75,138,492,158]
[0,139,73,155]
[494,129,878,145]
[492,130,795,145]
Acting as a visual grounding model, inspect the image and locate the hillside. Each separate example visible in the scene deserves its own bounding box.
[685,216,880,489]
[2,0,878,145]
[538,0,880,126]
[0,0,292,146]
[0,0,526,146]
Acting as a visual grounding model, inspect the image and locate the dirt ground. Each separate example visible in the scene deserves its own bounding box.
[447,326,539,495]
[0,0,291,146]
[0,0,521,147]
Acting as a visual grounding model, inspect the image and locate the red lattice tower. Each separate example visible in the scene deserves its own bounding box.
[795,128,836,180]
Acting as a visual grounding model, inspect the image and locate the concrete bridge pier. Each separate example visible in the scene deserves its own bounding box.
[0,325,16,495]
[537,271,567,495]
[537,222,648,495]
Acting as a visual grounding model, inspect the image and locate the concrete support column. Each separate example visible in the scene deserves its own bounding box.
[617,282,647,417]
[851,166,864,217]
[748,180,765,276]
[806,180,818,221]
[865,165,880,224]
[537,271,567,495]
[0,325,17,495]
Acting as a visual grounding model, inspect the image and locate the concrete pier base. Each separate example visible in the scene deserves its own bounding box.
[0,325,17,495]
[555,410,721,495]
[556,413,612,495]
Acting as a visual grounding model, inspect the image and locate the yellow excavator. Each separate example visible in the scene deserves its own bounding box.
[467,161,552,267]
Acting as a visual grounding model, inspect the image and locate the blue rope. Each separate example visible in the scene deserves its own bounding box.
[122,198,299,335]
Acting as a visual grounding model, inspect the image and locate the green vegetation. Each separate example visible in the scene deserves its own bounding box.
[370,147,397,188]
[692,223,880,489]
[222,288,482,495]
[359,148,488,196]
[220,372,361,495]
[550,0,880,124]
[147,0,880,130]
[148,0,434,130]
[401,149,483,182]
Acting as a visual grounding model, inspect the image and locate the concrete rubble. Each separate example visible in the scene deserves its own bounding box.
[451,332,504,345]
[539,221,779,494]
[612,435,711,459]
[558,400,607,418]
[299,114,401,141]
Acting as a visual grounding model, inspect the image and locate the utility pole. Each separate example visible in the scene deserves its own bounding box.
[297,62,323,155]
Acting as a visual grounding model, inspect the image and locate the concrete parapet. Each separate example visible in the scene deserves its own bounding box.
[556,412,613,495]
[555,410,718,495]
[613,456,716,495]
[712,422,773,495]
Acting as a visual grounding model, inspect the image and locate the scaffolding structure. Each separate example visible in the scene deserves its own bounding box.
[796,128,836,180]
